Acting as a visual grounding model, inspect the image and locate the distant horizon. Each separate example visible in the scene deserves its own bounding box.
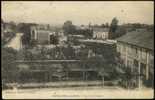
[2,1,154,26]
[2,19,154,27]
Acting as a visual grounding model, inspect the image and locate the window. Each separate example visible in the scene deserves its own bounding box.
[31,30,35,39]
[141,49,147,60]
[131,47,138,57]
[128,46,133,55]
[117,45,121,52]
[122,45,126,52]
[140,63,146,77]
[149,53,154,65]
[133,59,139,72]
[134,59,138,67]
[127,60,132,67]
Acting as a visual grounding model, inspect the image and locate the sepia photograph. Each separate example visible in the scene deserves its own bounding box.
[1,1,154,99]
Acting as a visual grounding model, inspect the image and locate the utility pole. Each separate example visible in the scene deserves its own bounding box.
[138,62,141,89]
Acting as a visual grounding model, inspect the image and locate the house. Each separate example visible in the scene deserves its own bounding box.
[78,39,116,62]
[116,29,154,87]
[31,26,51,44]
[93,27,109,40]
[30,25,64,45]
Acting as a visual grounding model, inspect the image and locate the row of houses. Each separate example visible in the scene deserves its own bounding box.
[30,24,111,45]
[116,29,154,87]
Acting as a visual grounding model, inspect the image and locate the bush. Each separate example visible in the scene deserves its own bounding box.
[2,47,18,83]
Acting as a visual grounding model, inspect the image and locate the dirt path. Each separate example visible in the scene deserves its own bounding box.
[2,86,154,99]
[6,33,23,50]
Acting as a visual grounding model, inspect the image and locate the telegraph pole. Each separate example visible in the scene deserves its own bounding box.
[138,62,141,89]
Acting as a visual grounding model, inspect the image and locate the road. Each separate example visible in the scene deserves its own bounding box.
[2,86,154,99]
[5,33,23,51]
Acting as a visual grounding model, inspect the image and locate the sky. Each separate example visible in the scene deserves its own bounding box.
[2,1,154,25]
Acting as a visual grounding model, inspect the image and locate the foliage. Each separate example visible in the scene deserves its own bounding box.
[115,53,137,88]
[2,47,18,83]
[109,17,119,39]
[8,21,17,32]
[50,35,59,45]
[2,21,17,46]
[101,22,109,28]
[75,29,93,38]
[115,26,127,38]
[17,23,36,45]
[122,23,154,32]
[63,20,76,35]
[63,20,93,38]
[30,39,38,47]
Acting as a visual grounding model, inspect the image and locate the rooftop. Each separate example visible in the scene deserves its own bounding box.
[36,30,51,33]
[79,39,116,45]
[93,27,109,32]
[116,30,154,50]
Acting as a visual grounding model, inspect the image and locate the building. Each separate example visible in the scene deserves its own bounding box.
[5,33,23,51]
[93,27,109,40]
[30,25,64,45]
[116,30,154,87]
[78,39,117,64]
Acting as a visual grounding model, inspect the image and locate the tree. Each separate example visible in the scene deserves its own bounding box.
[115,26,127,38]
[50,35,59,45]
[101,23,105,28]
[115,52,137,89]
[17,23,36,46]
[9,21,17,32]
[109,17,119,39]
[63,20,76,35]
[2,47,18,84]
[105,22,109,28]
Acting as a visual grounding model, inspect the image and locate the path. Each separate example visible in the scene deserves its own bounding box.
[2,86,154,99]
[5,33,23,51]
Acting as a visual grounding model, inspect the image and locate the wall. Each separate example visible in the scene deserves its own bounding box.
[93,31,108,39]
[117,41,154,81]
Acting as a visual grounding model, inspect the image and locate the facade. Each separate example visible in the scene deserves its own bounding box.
[93,27,109,40]
[116,30,154,87]
[30,25,64,45]
[31,27,51,44]
[79,39,116,62]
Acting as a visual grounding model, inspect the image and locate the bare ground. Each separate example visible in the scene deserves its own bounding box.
[2,86,154,99]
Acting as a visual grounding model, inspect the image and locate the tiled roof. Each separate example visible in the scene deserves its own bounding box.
[79,39,116,45]
[116,30,154,50]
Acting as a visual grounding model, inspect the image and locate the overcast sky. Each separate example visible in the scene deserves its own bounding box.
[2,1,154,25]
